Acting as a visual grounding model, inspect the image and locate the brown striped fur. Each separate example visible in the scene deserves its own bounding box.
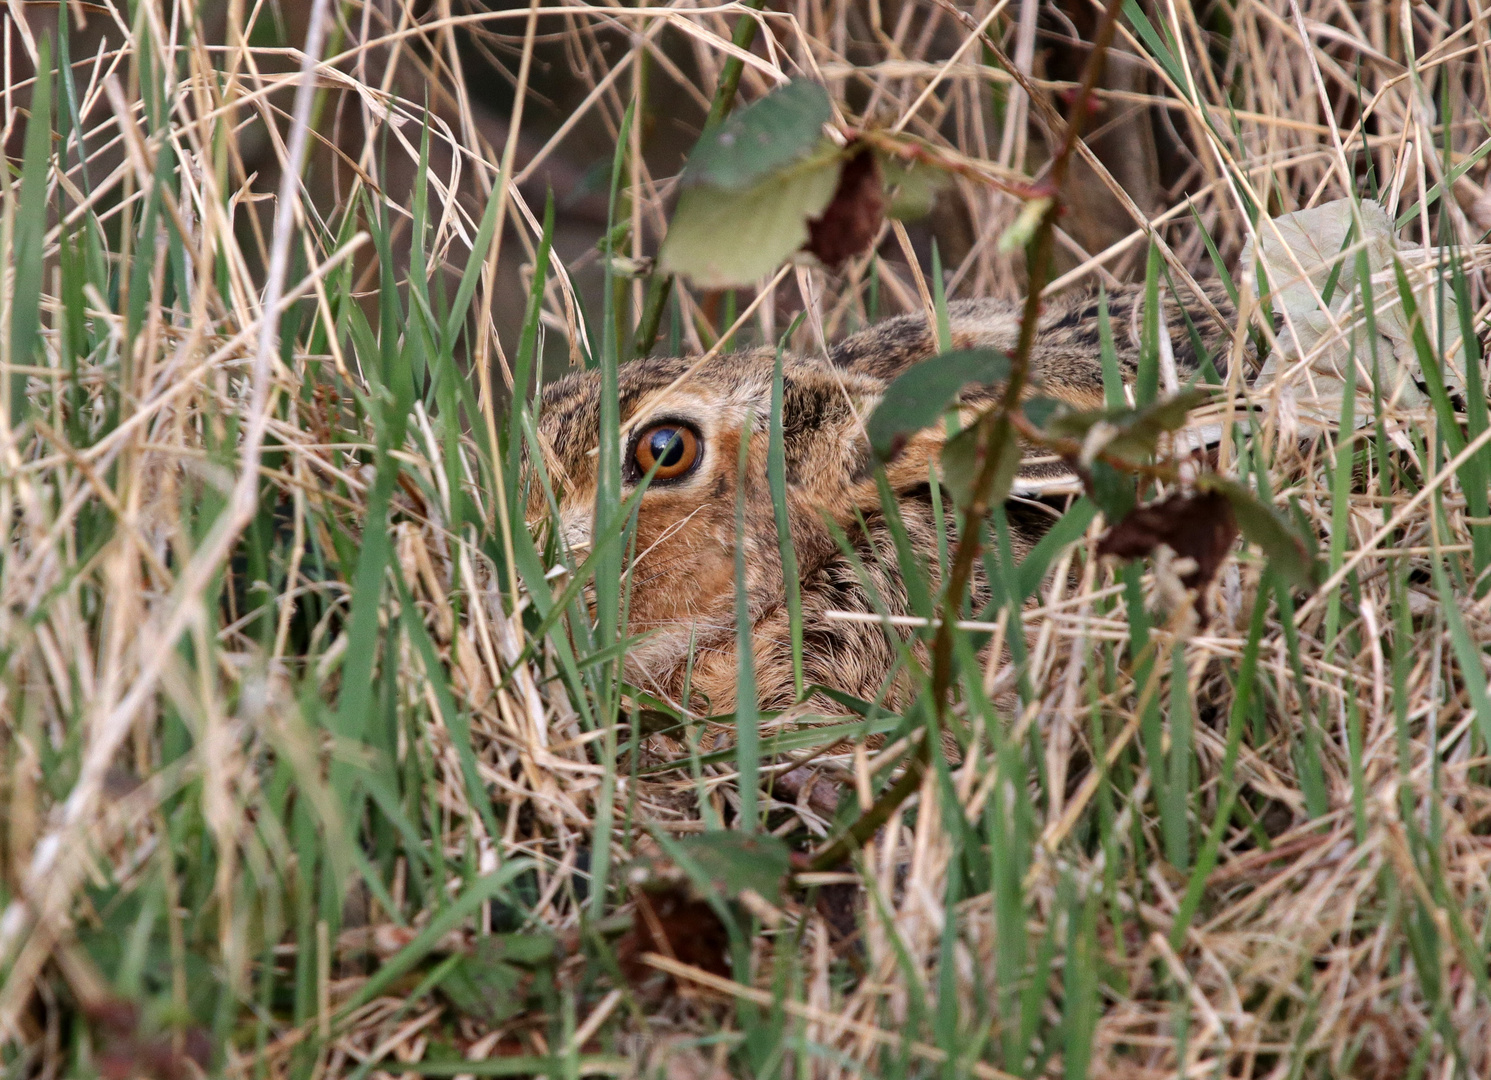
[530,281,1236,716]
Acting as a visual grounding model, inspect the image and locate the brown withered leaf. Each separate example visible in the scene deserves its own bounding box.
[616,884,731,989]
[805,146,884,268]
[85,998,212,1080]
[1097,490,1237,607]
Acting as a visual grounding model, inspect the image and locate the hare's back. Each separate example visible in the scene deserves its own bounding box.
[828,284,1237,390]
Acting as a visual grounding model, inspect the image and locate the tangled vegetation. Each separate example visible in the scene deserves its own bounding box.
[1,0,1489,1077]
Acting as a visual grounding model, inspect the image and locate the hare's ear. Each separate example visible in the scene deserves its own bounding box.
[777,368,963,522]
[773,371,877,519]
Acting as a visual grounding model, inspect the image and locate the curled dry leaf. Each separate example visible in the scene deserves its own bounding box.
[1242,197,1476,428]
[85,998,213,1080]
[1097,477,1315,615]
[1196,476,1317,589]
[805,147,885,269]
[1097,490,1238,617]
[615,831,791,992]
[617,884,732,987]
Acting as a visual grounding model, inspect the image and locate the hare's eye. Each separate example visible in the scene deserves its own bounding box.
[632,423,701,482]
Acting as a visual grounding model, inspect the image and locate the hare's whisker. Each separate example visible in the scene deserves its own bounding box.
[623,507,707,580]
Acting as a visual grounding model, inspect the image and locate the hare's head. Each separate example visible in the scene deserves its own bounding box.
[529,349,959,711]
[523,284,1240,716]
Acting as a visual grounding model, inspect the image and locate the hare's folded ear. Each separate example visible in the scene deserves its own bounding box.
[776,366,964,523]
[774,370,882,508]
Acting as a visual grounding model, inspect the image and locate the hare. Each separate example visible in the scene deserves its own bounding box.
[530,281,1235,719]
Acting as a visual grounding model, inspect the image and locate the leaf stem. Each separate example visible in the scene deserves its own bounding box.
[633,0,766,358]
[631,264,674,360]
[704,0,767,131]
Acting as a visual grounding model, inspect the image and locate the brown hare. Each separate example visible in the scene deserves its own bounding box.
[530,282,1235,718]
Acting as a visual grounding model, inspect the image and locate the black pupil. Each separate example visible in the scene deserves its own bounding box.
[649,428,686,468]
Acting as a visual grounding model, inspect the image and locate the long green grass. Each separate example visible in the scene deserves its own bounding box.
[2,1,1490,1078]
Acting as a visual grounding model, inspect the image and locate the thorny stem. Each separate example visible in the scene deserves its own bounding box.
[808,0,1128,873]
[855,128,1050,200]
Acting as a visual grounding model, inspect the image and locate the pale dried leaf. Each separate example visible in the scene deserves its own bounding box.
[1240,197,1473,427]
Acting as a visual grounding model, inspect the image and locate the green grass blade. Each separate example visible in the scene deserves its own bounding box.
[10,38,52,427]
[768,322,807,700]
[586,102,635,919]
[735,417,760,831]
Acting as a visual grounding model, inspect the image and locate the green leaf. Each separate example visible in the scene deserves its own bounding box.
[940,422,1019,510]
[877,151,951,219]
[1088,459,1137,522]
[339,861,536,1017]
[866,348,1012,460]
[939,425,981,509]
[437,934,556,1025]
[659,149,843,288]
[1021,395,1063,430]
[682,79,833,190]
[1045,388,1210,465]
[11,37,52,427]
[671,831,791,904]
[1198,476,1316,589]
[1016,497,1097,601]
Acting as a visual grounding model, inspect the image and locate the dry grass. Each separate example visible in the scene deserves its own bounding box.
[1,0,1490,1077]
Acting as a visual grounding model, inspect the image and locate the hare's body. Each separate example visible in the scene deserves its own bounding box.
[532,283,1235,715]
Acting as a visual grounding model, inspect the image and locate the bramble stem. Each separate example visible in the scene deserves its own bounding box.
[808,0,1127,873]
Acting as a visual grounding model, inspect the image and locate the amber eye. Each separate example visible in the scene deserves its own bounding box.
[632,423,701,481]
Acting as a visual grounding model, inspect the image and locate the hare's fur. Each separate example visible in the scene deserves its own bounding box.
[532,282,1235,715]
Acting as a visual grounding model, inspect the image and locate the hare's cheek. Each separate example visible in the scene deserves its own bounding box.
[630,518,732,610]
